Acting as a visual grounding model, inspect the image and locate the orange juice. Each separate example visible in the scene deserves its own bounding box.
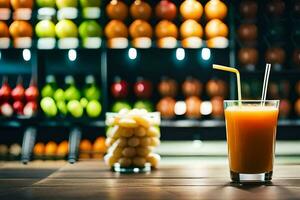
[225,106,279,174]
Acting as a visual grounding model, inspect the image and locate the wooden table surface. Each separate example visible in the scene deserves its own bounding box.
[0,159,300,200]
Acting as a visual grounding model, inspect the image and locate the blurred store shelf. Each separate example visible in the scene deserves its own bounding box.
[155,141,300,157]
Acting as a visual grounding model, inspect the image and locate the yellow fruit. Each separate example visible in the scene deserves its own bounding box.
[119,118,138,128]
[146,126,160,137]
[132,157,146,167]
[146,153,161,168]
[134,126,147,137]
[150,137,160,147]
[136,146,151,157]
[122,147,136,157]
[127,137,140,147]
[104,153,118,167]
[139,137,151,147]
[118,157,132,167]
[131,115,150,128]
[119,128,134,138]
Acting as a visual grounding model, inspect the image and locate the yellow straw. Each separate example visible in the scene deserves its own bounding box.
[213,64,242,102]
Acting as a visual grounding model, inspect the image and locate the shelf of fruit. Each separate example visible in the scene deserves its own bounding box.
[0,0,230,50]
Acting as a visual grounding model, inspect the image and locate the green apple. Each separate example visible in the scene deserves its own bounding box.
[41,97,57,117]
[112,101,131,113]
[133,100,154,112]
[57,101,68,115]
[80,97,88,108]
[80,0,101,7]
[36,20,56,38]
[79,20,102,38]
[64,85,81,101]
[55,20,78,38]
[56,0,78,9]
[41,85,54,98]
[67,100,83,118]
[37,0,56,7]
[83,86,101,101]
[86,100,102,118]
[53,88,65,102]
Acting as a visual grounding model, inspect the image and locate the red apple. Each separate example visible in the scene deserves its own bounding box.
[158,77,178,97]
[13,101,24,115]
[11,76,25,101]
[133,77,152,99]
[23,101,38,117]
[110,77,128,99]
[156,97,176,118]
[0,76,11,102]
[155,0,177,20]
[279,99,291,118]
[25,78,39,101]
[182,77,202,97]
[1,102,13,117]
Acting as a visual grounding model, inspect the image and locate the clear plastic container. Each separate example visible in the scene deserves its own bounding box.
[104,109,161,173]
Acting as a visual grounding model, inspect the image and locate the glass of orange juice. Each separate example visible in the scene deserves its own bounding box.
[224,100,280,183]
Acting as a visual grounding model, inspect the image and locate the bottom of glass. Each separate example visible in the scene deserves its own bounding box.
[112,163,151,173]
[230,170,273,184]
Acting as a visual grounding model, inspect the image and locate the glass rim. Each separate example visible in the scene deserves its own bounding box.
[224,100,280,103]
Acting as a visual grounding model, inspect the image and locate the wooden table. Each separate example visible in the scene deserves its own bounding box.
[0,159,300,200]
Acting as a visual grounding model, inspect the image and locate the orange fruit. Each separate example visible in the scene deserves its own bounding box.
[0,21,9,38]
[129,19,153,38]
[180,19,203,39]
[79,139,92,153]
[180,0,203,20]
[106,0,128,21]
[57,140,69,157]
[104,20,128,39]
[45,141,57,156]
[205,0,227,20]
[0,0,10,8]
[155,20,178,39]
[93,137,106,153]
[205,19,228,39]
[10,0,33,9]
[9,20,33,38]
[33,142,45,155]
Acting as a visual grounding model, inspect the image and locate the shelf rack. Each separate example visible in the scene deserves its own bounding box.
[1,0,300,163]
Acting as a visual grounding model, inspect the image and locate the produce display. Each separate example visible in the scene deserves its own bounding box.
[1,0,300,165]
[79,137,106,159]
[110,77,154,113]
[33,140,69,159]
[40,75,102,118]
[0,0,230,49]
[0,76,39,117]
[236,0,299,71]
[156,77,227,119]
[0,143,22,160]
[104,109,161,170]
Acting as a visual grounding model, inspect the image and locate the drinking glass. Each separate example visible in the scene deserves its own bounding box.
[224,100,280,183]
